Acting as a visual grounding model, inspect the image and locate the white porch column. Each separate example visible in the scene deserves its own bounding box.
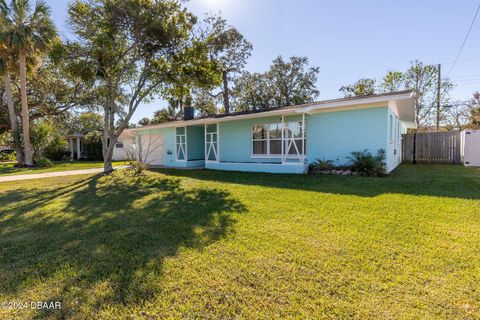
[76,137,81,160]
[69,138,74,160]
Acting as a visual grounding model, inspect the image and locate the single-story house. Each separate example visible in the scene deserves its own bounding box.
[65,130,135,161]
[121,90,416,174]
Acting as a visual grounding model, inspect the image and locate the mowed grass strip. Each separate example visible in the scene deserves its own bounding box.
[0,165,479,319]
[0,161,127,176]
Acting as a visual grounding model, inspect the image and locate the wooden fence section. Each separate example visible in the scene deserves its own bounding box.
[402,131,462,164]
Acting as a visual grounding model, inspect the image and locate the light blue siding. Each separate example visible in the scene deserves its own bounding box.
[306,107,389,167]
[206,161,306,174]
[187,125,205,160]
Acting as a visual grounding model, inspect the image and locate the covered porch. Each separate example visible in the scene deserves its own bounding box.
[65,133,85,160]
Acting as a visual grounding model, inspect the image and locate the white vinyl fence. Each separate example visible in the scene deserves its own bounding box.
[462,130,480,167]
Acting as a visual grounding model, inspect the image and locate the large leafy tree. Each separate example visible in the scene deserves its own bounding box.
[232,71,276,111]
[159,39,221,116]
[339,60,454,128]
[267,56,320,107]
[380,71,404,92]
[25,46,97,124]
[151,106,181,124]
[0,0,57,166]
[232,56,320,111]
[468,91,480,128]
[404,61,454,127]
[339,78,376,97]
[68,0,205,173]
[203,15,252,114]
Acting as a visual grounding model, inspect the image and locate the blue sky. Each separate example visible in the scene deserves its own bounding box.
[49,0,480,122]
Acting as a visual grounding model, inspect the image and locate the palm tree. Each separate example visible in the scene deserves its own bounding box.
[0,3,22,163]
[0,0,57,166]
[0,56,23,164]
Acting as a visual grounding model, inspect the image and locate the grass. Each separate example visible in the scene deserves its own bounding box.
[0,164,479,319]
[0,161,127,176]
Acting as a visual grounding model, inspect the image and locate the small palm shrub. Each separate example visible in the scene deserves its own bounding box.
[308,158,335,174]
[347,149,386,176]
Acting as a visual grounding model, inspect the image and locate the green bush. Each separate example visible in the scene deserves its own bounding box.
[347,149,386,176]
[0,151,16,162]
[44,136,70,161]
[31,122,70,161]
[35,157,54,168]
[83,131,103,161]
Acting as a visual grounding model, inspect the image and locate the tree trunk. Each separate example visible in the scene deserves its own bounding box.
[222,71,230,114]
[102,87,116,174]
[19,53,34,166]
[3,66,23,164]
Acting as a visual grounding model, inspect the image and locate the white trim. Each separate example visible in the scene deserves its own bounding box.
[302,113,305,162]
[217,123,220,162]
[299,91,414,114]
[250,120,306,163]
[175,126,187,162]
[205,123,219,163]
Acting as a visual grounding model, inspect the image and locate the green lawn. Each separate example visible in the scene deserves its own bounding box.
[0,161,127,176]
[0,165,479,319]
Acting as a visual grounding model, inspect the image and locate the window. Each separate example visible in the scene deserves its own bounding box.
[176,127,186,161]
[115,142,124,149]
[252,121,305,156]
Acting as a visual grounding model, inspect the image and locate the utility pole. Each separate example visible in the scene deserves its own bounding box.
[436,64,441,132]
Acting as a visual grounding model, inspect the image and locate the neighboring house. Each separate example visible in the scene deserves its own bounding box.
[65,133,86,160]
[126,90,416,174]
[64,130,137,161]
[112,130,136,161]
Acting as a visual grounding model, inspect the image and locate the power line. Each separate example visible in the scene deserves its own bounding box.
[446,2,480,77]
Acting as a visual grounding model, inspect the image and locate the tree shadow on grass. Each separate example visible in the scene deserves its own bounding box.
[153,164,480,200]
[0,173,245,318]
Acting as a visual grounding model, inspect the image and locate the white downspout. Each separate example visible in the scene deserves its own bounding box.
[302,113,305,163]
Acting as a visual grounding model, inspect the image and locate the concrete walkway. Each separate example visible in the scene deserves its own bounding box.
[0,166,128,183]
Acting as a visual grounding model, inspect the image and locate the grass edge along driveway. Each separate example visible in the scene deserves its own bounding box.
[0,161,127,176]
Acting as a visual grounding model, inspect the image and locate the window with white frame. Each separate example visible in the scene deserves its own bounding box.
[176,127,186,161]
[252,121,305,156]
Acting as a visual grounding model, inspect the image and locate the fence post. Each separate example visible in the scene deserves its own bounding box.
[412,133,417,164]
